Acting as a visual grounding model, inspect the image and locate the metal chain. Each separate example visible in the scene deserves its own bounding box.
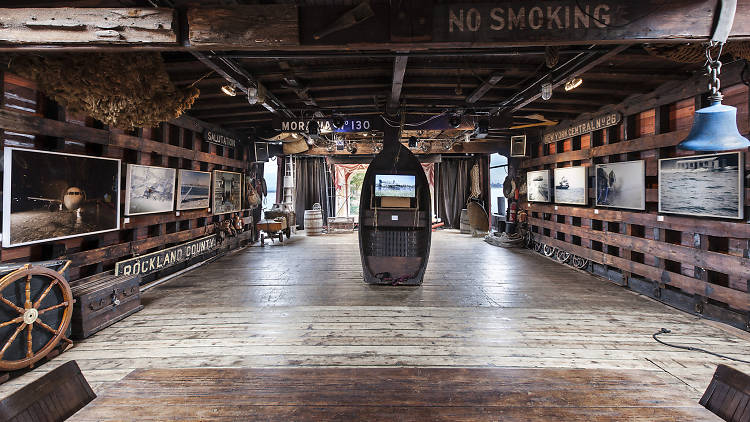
[705,41,725,101]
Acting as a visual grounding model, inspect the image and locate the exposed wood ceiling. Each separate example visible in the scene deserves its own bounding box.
[162,46,699,144]
[6,0,707,149]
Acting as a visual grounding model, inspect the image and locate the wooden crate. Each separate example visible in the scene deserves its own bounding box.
[71,273,143,339]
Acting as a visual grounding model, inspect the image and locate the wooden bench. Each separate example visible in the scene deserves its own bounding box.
[0,360,95,422]
[700,364,750,421]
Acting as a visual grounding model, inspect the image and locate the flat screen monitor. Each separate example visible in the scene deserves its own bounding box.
[375,174,416,198]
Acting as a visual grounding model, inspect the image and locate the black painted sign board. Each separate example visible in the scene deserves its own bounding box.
[274,117,381,133]
[203,129,239,148]
[543,111,622,143]
[115,235,218,277]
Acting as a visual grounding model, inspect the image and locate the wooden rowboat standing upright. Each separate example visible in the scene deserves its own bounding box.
[358,125,432,285]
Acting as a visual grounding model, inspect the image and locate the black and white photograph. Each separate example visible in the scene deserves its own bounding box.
[659,152,744,219]
[177,170,211,211]
[595,160,645,210]
[526,170,551,203]
[125,164,176,216]
[3,148,120,247]
[213,170,243,214]
[554,166,588,205]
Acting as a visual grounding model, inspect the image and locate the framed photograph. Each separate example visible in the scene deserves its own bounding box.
[213,170,243,214]
[124,164,176,216]
[526,170,551,203]
[176,170,211,211]
[595,160,646,210]
[3,148,120,247]
[659,152,744,219]
[554,166,588,205]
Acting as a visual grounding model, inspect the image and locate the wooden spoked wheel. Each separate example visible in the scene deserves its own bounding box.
[0,265,73,371]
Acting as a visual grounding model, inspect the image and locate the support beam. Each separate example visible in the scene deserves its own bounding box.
[497,45,630,116]
[389,55,408,110]
[0,8,177,45]
[191,51,295,118]
[466,73,503,104]
[187,5,298,48]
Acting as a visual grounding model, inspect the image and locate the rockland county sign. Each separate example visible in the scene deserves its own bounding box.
[115,235,218,276]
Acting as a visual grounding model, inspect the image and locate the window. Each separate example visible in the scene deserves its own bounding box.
[489,153,508,215]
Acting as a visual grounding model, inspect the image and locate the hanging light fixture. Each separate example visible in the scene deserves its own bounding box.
[540,81,553,101]
[678,43,750,151]
[221,85,237,96]
[564,77,583,92]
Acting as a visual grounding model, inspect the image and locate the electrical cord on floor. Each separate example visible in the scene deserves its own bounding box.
[653,328,750,365]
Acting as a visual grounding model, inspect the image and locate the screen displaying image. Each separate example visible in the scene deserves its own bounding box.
[375,174,415,198]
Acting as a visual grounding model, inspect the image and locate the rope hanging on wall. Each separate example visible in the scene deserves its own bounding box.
[469,163,481,200]
[1,53,199,129]
[644,41,750,63]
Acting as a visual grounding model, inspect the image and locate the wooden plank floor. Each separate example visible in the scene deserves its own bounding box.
[0,230,747,419]
[73,367,716,421]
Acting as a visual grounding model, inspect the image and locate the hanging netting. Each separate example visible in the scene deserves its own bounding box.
[2,52,199,129]
[644,41,750,63]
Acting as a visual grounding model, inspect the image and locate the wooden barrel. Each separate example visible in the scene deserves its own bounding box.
[304,203,323,236]
[460,209,470,233]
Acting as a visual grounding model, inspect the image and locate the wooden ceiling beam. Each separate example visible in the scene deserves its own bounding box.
[8,2,750,50]
[466,72,504,104]
[0,7,178,45]
[388,54,408,110]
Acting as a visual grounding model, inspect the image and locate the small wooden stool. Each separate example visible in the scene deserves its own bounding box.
[700,364,750,421]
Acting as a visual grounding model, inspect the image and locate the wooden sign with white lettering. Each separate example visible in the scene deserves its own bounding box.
[432,1,727,44]
[543,112,621,143]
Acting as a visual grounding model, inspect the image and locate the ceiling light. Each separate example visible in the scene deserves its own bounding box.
[291,133,299,139]
[332,116,345,129]
[541,82,553,101]
[564,77,583,92]
[308,121,319,137]
[246,87,258,104]
[221,85,237,96]
[448,114,461,128]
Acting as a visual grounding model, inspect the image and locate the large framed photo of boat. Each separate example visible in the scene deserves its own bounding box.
[3,147,121,247]
[554,166,588,205]
[595,160,645,210]
[526,170,551,203]
[124,164,176,216]
[213,170,242,214]
[176,170,211,211]
[659,152,744,219]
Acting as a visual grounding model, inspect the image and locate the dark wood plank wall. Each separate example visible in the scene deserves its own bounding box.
[0,71,257,283]
[520,76,750,330]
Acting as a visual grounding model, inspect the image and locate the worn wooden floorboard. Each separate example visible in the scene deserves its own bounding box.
[72,367,716,421]
[0,230,745,419]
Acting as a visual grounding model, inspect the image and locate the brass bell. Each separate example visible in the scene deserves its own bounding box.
[677,97,750,151]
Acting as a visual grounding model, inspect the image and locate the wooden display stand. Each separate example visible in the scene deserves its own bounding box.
[358,125,432,286]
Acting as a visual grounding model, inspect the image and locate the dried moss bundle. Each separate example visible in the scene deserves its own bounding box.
[3,52,199,129]
[644,41,750,63]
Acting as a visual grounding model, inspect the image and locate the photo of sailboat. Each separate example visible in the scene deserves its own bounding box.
[526,170,551,203]
[554,166,587,205]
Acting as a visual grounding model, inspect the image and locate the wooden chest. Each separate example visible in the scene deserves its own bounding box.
[71,273,143,339]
